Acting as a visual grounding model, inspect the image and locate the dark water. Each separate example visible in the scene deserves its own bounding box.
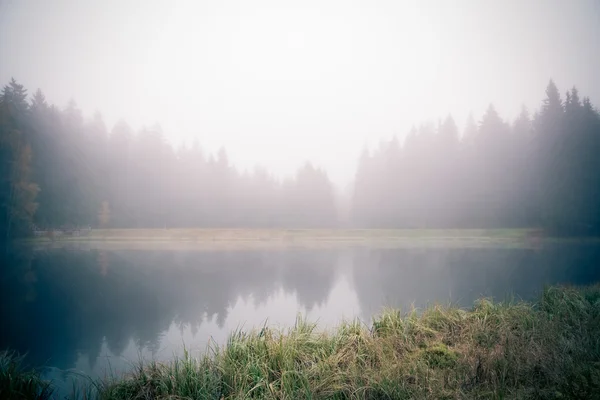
[1,242,600,385]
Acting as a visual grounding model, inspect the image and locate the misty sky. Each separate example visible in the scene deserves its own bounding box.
[1,0,599,184]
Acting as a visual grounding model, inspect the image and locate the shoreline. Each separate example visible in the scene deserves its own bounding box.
[16,228,600,252]
[3,285,599,399]
[22,228,533,239]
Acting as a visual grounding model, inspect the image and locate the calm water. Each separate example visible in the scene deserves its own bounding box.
[1,242,600,385]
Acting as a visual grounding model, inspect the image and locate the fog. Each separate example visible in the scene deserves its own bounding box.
[2,0,599,184]
[1,1,600,234]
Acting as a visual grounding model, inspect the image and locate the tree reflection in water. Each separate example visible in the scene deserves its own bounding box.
[0,243,599,378]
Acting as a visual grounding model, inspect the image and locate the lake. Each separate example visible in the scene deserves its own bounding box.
[1,240,599,388]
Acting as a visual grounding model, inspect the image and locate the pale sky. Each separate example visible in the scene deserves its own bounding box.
[1,0,599,184]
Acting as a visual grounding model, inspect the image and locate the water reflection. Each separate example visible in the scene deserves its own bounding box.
[0,243,599,379]
[0,247,350,375]
[353,244,600,317]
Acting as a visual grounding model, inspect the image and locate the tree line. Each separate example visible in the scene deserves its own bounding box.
[0,79,337,237]
[1,79,599,236]
[353,81,600,234]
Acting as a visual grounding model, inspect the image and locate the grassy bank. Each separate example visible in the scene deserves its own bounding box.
[4,285,600,399]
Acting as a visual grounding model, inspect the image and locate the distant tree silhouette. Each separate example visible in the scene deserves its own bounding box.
[0,79,39,239]
[1,79,599,233]
[351,80,600,233]
[0,79,341,230]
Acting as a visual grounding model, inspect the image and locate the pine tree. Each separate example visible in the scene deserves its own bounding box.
[98,201,110,227]
[535,80,565,230]
[540,80,563,119]
[511,106,536,226]
[30,89,47,114]
[0,80,39,239]
[2,78,29,114]
[351,147,372,226]
[6,144,40,237]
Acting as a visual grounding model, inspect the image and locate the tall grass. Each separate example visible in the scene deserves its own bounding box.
[3,285,600,399]
[0,351,53,400]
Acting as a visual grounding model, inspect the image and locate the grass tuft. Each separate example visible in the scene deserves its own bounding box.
[0,351,54,400]
[421,343,458,369]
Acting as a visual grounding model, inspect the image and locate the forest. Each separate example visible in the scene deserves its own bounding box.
[1,78,599,238]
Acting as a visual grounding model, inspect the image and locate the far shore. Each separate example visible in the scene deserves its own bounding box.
[18,228,600,251]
